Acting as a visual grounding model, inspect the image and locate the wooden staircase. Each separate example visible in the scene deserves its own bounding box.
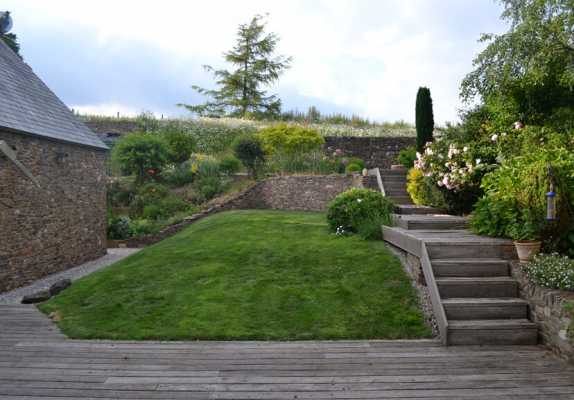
[379,169,413,205]
[378,172,538,346]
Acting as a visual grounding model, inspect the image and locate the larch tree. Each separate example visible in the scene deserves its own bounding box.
[180,15,292,119]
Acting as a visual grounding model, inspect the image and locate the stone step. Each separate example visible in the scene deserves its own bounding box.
[436,277,518,298]
[447,319,538,345]
[432,258,509,277]
[392,215,468,231]
[393,205,446,215]
[387,195,413,205]
[426,242,516,260]
[443,298,528,320]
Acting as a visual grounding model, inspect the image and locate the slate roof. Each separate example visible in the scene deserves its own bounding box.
[0,39,107,150]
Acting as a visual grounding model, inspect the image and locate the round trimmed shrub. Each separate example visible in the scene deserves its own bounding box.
[327,188,395,239]
[219,155,242,175]
[345,163,362,174]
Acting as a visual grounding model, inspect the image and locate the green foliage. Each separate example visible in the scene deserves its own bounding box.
[129,219,158,237]
[107,216,132,240]
[406,168,445,208]
[470,129,574,246]
[163,162,195,187]
[142,196,190,220]
[524,253,574,292]
[180,15,292,119]
[160,130,196,164]
[196,157,221,178]
[415,87,434,152]
[397,146,417,169]
[218,155,242,175]
[129,183,170,217]
[107,180,135,208]
[0,13,20,56]
[194,176,223,203]
[41,210,431,340]
[259,124,324,155]
[345,163,362,174]
[232,134,265,178]
[327,189,395,239]
[461,0,574,127]
[112,133,169,183]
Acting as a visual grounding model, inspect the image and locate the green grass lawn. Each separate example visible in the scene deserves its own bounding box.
[40,210,432,340]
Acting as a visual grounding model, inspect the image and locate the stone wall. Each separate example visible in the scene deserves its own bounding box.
[0,131,108,293]
[123,175,360,247]
[510,262,574,364]
[324,137,416,169]
[236,174,361,211]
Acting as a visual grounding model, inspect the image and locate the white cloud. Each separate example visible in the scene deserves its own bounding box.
[5,0,505,124]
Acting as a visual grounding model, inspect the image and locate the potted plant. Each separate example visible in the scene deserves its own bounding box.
[507,218,542,263]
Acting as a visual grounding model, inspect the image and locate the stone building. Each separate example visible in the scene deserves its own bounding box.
[0,40,108,293]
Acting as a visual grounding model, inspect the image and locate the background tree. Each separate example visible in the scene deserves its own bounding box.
[180,15,292,119]
[0,11,20,56]
[415,87,434,152]
[461,0,574,127]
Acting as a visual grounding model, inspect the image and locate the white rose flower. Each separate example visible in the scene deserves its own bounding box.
[491,134,498,142]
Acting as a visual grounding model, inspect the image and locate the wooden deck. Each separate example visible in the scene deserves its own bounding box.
[1,305,574,399]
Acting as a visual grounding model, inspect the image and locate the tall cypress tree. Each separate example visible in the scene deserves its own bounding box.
[180,15,292,119]
[415,87,434,152]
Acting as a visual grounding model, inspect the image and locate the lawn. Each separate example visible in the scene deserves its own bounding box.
[40,210,432,340]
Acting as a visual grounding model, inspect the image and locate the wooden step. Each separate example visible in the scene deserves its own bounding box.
[392,215,468,231]
[432,258,509,277]
[447,319,538,345]
[426,242,516,260]
[394,205,446,215]
[436,277,518,298]
[387,195,413,205]
[443,298,528,320]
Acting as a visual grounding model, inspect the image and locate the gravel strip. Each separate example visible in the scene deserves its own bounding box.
[0,248,140,304]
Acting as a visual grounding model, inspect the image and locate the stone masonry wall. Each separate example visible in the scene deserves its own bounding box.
[510,262,574,364]
[324,136,416,169]
[236,174,361,211]
[0,131,108,293]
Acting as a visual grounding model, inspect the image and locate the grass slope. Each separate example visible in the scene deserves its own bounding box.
[41,210,431,340]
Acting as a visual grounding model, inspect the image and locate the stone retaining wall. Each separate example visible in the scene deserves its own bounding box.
[236,174,361,211]
[324,137,416,168]
[123,174,360,247]
[510,262,574,364]
[0,131,107,293]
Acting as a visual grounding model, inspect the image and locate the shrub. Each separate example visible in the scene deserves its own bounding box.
[327,189,394,240]
[196,158,220,178]
[232,135,265,178]
[107,180,135,208]
[219,155,242,175]
[129,183,169,217]
[406,168,445,208]
[163,162,195,187]
[470,141,574,245]
[112,133,170,183]
[415,87,434,152]
[345,163,362,174]
[129,219,158,237]
[524,253,574,292]
[142,196,190,220]
[397,146,417,169]
[194,176,223,203]
[107,216,133,240]
[258,124,324,155]
[161,130,196,164]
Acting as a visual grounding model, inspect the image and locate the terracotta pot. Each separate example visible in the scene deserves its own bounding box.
[514,240,541,263]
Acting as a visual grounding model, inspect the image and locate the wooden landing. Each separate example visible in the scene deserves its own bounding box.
[1,305,574,399]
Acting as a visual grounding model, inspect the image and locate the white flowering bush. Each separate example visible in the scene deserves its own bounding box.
[524,253,574,292]
[326,188,394,239]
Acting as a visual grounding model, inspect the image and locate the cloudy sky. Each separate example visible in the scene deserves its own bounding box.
[4,1,506,124]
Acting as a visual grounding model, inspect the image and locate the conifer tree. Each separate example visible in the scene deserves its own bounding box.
[415,87,434,152]
[180,15,291,119]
